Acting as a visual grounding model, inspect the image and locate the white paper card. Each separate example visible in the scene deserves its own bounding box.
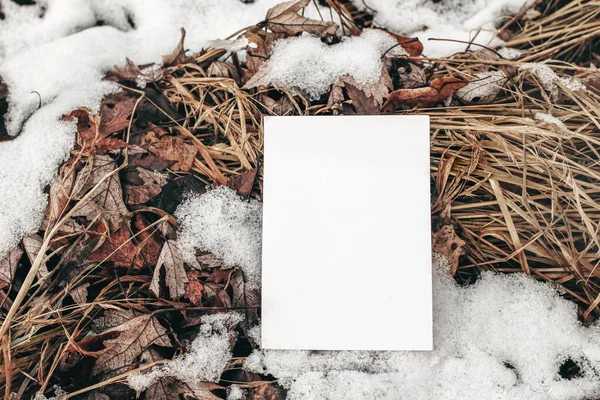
[261,115,432,351]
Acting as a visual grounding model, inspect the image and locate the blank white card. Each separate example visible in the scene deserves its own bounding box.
[261,115,432,351]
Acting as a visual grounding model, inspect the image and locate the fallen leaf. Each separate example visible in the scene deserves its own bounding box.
[328,69,392,113]
[150,136,197,172]
[150,240,188,300]
[455,70,508,103]
[149,175,206,215]
[248,383,285,400]
[70,283,90,305]
[163,28,189,67]
[99,92,139,136]
[184,270,204,306]
[383,30,423,57]
[207,61,240,83]
[265,0,337,36]
[22,234,50,280]
[84,391,110,400]
[133,214,163,267]
[87,224,142,269]
[124,168,167,205]
[382,76,468,110]
[396,62,427,89]
[0,246,23,285]
[44,162,75,229]
[227,167,258,197]
[105,58,143,84]
[71,154,129,228]
[432,225,465,277]
[93,314,171,375]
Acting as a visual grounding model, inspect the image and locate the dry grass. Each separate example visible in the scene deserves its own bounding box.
[1,0,599,398]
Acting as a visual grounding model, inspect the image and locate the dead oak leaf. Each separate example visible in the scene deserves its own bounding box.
[227,167,258,197]
[265,0,338,36]
[382,30,423,57]
[150,136,197,172]
[100,92,139,136]
[71,154,128,228]
[92,314,171,376]
[382,76,468,110]
[124,167,166,205]
[0,246,23,284]
[87,224,142,269]
[133,214,163,267]
[432,225,465,277]
[328,68,392,114]
[22,233,50,280]
[150,240,188,300]
[184,270,204,307]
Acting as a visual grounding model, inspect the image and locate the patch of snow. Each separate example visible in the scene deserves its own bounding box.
[175,187,262,287]
[535,112,567,130]
[498,47,524,59]
[227,384,245,400]
[0,0,336,258]
[261,29,404,99]
[351,0,535,57]
[520,63,587,100]
[246,254,600,400]
[128,312,243,391]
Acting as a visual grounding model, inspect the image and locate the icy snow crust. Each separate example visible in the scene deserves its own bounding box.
[246,255,600,400]
[351,0,535,57]
[0,0,291,258]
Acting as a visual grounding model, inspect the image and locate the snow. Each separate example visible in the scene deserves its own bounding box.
[535,112,567,130]
[520,63,587,100]
[255,29,404,99]
[175,187,263,287]
[128,312,243,391]
[246,254,600,400]
[0,0,314,258]
[227,384,245,400]
[351,0,535,57]
[498,47,524,60]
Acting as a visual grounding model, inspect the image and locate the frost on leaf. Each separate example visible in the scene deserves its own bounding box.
[265,0,338,37]
[92,314,171,376]
[150,240,188,300]
[455,71,508,103]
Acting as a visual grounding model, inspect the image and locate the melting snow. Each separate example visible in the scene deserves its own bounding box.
[175,187,263,287]
[246,254,600,400]
[351,0,535,57]
[535,112,567,130]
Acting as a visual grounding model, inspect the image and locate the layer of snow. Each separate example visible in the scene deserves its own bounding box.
[535,112,567,130]
[175,187,262,287]
[246,254,600,400]
[520,63,587,100]
[128,312,243,391]
[0,0,329,258]
[352,0,535,57]
[227,384,245,400]
[256,29,403,99]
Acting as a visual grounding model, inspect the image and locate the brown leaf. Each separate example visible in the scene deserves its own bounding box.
[87,224,142,269]
[100,92,139,136]
[397,62,427,89]
[151,136,197,172]
[227,167,258,197]
[265,0,338,36]
[432,225,465,277]
[184,270,204,306]
[105,58,143,83]
[150,240,188,300]
[70,283,90,305]
[22,234,50,280]
[45,162,75,229]
[0,246,23,285]
[383,30,423,57]
[382,76,468,110]
[328,69,392,114]
[248,383,285,400]
[133,214,163,267]
[71,154,129,228]
[124,167,166,205]
[163,28,188,67]
[207,62,240,83]
[92,314,171,375]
